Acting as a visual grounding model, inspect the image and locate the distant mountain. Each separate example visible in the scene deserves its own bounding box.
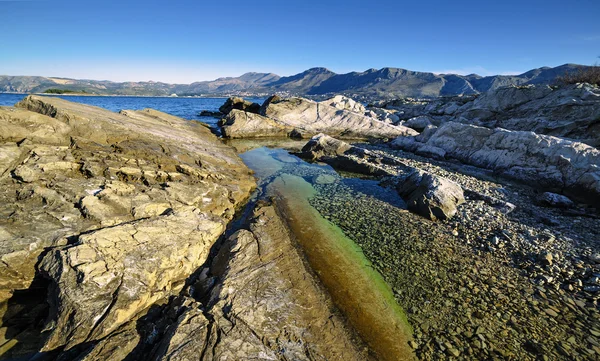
[0,64,591,99]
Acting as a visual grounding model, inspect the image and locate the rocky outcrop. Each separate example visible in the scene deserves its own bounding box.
[219,109,294,138]
[391,121,600,205]
[0,95,255,358]
[300,133,407,176]
[301,134,465,220]
[396,170,465,221]
[262,97,418,139]
[457,83,600,146]
[217,96,418,140]
[151,203,369,361]
[218,96,260,115]
[377,83,600,146]
[321,94,366,113]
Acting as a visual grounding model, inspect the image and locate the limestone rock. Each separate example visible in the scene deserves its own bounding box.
[219,109,293,138]
[381,83,600,146]
[300,134,400,176]
[0,95,255,358]
[391,121,600,205]
[396,169,465,221]
[320,95,366,114]
[218,96,260,115]
[404,115,433,131]
[365,107,401,124]
[263,97,418,139]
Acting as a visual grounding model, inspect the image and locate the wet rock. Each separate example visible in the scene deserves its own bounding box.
[198,110,222,117]
[397,169,465,221]
[300,134,401,176]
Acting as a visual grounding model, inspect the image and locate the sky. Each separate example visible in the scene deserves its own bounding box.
[0,0,599,83]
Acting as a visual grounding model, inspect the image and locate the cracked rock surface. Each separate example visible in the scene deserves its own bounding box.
[0,95,255,358]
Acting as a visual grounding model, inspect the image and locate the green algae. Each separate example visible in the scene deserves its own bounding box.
[240,146,414,361]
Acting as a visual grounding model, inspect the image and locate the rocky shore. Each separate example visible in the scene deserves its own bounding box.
[1,82,599,361]
[301,136,600,360]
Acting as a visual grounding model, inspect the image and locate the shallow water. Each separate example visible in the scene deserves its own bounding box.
[240,146,413,361]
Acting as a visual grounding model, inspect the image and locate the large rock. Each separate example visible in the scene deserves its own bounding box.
[396,169,465,221]
[38,208,225,351]
[301,134,465,220]
[391,121,600,205]
[0,95,255,358]
[320,95,366,114]
[218,96,260,115]
[263,97,418,139]
[456,84,600,146]
[219,109,293,138]
[378,83,600,146]
[151,204,369,361]
[300,133,405,176]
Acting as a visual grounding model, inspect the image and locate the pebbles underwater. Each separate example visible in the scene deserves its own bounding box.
[239,144,600,360]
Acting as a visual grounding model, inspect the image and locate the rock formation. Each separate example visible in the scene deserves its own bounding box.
[0,95,255,358]
[218,96,418,140]
[150,203,371,360]
[396,169,465,221]
[219,109,293,138]
[377,83,600,147]
[218,96,260,115]
[320,94,366,113]
[391,121,600,205]
[301,134,465,220]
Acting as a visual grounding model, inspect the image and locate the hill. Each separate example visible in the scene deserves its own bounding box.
[0,64,590,99]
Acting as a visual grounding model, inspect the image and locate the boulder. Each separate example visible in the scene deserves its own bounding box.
[537,192,575,208]
[300,134,400,176]
[404,115,433,131]
[320,95,366,114]
[218,96,260,115]
[219,109,293,138]
[396,169,465,221]
[0,95,255,358]
[263,97,418,139]
[391,121,600,205]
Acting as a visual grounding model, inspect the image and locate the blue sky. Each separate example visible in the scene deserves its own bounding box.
[1,0,598,83]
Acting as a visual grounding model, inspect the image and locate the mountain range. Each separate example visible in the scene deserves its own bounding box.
[0,64,588,99]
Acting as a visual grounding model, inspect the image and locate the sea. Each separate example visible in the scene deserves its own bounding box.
[0,93,265,127]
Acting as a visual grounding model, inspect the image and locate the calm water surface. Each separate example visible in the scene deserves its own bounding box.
[0,93,265,126]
